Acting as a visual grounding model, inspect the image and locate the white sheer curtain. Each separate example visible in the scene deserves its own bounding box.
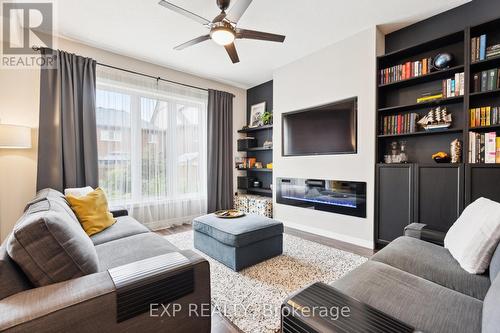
[95,66,208,230]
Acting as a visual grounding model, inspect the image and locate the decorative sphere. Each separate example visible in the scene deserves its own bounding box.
[433,53,454,70]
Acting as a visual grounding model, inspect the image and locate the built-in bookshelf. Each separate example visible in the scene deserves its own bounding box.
[375,16,500,248]
[237,125,273,197]
[376,17,500,166]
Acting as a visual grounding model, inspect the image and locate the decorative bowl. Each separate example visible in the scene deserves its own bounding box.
[214,210,245,218]
[433,155,451,163]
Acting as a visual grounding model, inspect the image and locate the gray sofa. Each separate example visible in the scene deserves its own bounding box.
[0,189,211,332]
[284,225,500,333]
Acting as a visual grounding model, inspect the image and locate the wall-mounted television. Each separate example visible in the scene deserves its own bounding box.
[282,97,357,156]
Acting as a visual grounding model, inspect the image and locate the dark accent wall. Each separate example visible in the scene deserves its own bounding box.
[246,80,273,124]
[385,0,500,53]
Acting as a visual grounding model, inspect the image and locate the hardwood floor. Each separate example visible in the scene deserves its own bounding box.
[284,226,374,258]
[156,223,373,332]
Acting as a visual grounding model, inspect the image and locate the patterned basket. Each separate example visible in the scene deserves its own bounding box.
[234,194,273,218]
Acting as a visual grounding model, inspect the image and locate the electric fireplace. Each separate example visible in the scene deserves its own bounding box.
[276,178,366,218]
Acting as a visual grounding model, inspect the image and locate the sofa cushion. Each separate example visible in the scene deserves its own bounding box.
[24,188,66,212]
[490,243,500,283]
[90,216,149,245]
[95,233,179,270]
[483,275,500,333]
[332,261,483,333]
[7,199,99,286]
[66,188,116,236]
[372,236,491,300]
[0,243,31,300]
[444,197,500,274]
[192,213,283,247]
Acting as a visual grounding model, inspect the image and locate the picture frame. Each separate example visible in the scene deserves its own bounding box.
[249,102,266,128]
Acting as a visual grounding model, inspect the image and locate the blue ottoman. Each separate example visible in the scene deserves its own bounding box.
[193,213,283,271]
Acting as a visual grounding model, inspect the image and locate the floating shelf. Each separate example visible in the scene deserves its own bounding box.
[378,65,464,89]
[239,146,273,152]
[246,188,272,195]
[378,96,463,113]
[237,125,273,133]
[238,168,273,173]
[378,128,463,138]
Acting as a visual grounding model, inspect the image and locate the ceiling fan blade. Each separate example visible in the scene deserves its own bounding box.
[236,28,286,43]
[224,43,240,63]
[212,11,227,23]
[174,35,211,50]
[158,0,210,25]
[225,0,252,23]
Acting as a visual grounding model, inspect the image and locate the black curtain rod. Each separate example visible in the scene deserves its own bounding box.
[32,46,218,94]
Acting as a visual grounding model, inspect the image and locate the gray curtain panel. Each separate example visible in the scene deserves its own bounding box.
[37,49,98,192]
[207,89,234,212]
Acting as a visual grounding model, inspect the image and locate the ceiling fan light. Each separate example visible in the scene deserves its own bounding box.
[211,27,235,46]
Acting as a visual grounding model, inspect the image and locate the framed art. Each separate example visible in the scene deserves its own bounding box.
[249,102,266,128]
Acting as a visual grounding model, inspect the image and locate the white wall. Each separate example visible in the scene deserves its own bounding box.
[273,27,384,249]
[0,37,246,241]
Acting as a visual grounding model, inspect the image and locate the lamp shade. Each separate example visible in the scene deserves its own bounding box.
[0,124,32,149]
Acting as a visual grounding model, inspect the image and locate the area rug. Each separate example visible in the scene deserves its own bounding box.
[163,231,367,333]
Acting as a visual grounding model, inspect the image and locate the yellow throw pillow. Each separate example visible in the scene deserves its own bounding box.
[66,187,116,236]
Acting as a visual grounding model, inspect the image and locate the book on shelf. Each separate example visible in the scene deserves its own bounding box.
[471,34,488,62]
[469,131,500,164]
[470,106,500,128]
[439,73,465,99]
[381,113,419,135]
[379,58,432,85]
[472,68,500,93]
[415,73,465,103]
[487,44,500,58]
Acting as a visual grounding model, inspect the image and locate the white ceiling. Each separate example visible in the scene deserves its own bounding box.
[54,0,470,88]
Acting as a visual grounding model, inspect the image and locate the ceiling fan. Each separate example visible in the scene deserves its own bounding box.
[158,0,286,63]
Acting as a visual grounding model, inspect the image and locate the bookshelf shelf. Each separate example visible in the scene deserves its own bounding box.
[378,96,463,113]
[469,124,500,131]
[470,55,500,71]
[469,88,500,98]
[378,128,463,138]
[378,65,464,89]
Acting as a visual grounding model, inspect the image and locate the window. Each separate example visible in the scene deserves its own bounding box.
[100,129,122,142]
[96,67,208,228]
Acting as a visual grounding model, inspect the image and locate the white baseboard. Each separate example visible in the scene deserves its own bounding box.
[278,220,374,249]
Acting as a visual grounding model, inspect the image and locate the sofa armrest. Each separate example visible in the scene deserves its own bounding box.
[404,223,446,246]
[109,206,128,218]
[282,282,416,333]
[0,250,211,333]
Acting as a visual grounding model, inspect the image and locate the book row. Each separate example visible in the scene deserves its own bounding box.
[470,107,500,128]
[472,68,500,93]
[469,132,500,164]
[441,73,465,98]
[379,58,432,85]
[416,73,465,103]
[380,113,419,135]
[471,34,500,63]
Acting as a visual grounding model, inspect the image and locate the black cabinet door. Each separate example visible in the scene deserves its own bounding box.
[415,165,463,231]
[466,165,500,205]
[376,164,414,244]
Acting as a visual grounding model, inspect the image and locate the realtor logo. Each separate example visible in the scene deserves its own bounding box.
[1,1,55,68]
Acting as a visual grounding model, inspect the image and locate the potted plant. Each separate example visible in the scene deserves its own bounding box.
[262,111,273,125]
